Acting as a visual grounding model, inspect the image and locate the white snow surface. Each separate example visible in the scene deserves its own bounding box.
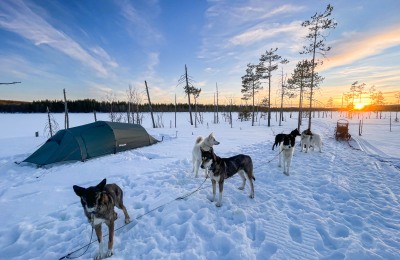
[0,112,399,260]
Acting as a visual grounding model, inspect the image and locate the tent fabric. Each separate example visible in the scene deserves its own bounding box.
[23,121,159,166]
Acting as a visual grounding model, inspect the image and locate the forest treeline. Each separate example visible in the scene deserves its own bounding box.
[0,99,397,113]
[0,99,297,113]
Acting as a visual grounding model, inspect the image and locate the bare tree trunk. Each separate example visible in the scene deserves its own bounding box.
[174,93,177,128]
[298,82,304,131]
[230,99,233,128]
[185,65,193,125]
[63,89,69,129]
[279,69,284,126]
[252,81,255,126]
[93,110,97,122]
[194,98,198,128]
[308,28,318,131]
[214,93,216,124]
[216,82,219,124]
[47,106,53,137]
[267,62,272,127]
[145,80,156,128]
[127,101,131,123]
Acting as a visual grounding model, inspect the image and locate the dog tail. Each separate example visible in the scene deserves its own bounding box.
[195,136,203,144]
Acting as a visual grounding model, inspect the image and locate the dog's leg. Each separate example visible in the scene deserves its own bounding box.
[122,206,130,224]
[210,179,216,202]
[192,155,195,173]
[194,160,199,178]
[248,174,255,199]
[278,148,282,167]
[284,156,291,176]
[238,171,246,190]
[116,202,131,224]
[216,181,224,207]
[105,221,114,258]
[94,225,103,260]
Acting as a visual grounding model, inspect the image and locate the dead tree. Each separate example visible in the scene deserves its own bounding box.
[63,89,69,129]
[47,107,53,137]
[178,65,197,125]
[45,107,59,137]
[216,83,219,124]
[145,80,156,128]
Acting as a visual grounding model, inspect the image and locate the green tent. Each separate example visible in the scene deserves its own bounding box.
[23,121,159,166]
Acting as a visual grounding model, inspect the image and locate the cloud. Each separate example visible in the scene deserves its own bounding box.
[229,21,304,46]
[321,26,400,71]
[199,1,306,73]
[116,0,163,46]
[0,0,113,76]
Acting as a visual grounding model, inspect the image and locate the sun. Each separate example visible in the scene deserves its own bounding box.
[354,103,365,110]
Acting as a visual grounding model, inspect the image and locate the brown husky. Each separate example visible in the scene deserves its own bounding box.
[73,179,130,259]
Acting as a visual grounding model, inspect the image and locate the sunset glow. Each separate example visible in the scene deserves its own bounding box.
[354,103,365,110]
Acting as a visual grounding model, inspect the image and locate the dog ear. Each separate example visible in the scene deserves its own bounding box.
[97,179,107,190]
[73,185,85,197]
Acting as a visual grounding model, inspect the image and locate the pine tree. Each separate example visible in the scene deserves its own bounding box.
[301,4,337,130]
[257,48,288,127]
[241,63,262,126]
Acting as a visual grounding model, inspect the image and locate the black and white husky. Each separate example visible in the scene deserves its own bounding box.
[272,128,300,150]
[278,134,296,176]
[200,148,255,207]
[192,133,220,178]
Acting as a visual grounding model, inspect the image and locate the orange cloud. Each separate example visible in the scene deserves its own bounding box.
[321,26,400,71]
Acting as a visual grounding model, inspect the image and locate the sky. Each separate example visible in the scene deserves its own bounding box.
[0,0,399,106]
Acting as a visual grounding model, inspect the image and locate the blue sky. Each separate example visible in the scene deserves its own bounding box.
[0,0,399,106]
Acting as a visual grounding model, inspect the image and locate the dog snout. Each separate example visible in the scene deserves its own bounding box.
[200,164,204,169]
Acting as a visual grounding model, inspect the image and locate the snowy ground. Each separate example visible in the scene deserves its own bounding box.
[0,111,399,260]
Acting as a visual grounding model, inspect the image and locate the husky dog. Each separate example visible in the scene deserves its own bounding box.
[278,134,296,175]
[200,148,255,207]
[272,128,301,150]
[73,179,130,260]
[301,129,323,153]
[192,133,220,178]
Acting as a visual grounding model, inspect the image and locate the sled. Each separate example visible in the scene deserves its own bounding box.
[335,119,351,141]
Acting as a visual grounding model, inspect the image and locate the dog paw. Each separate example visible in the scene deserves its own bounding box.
[238,186,244,190]
[216,202,222,207]
[105,250,113,258]
[249,194,254,199]
[125,218,131,224]
[94,253,102,260]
